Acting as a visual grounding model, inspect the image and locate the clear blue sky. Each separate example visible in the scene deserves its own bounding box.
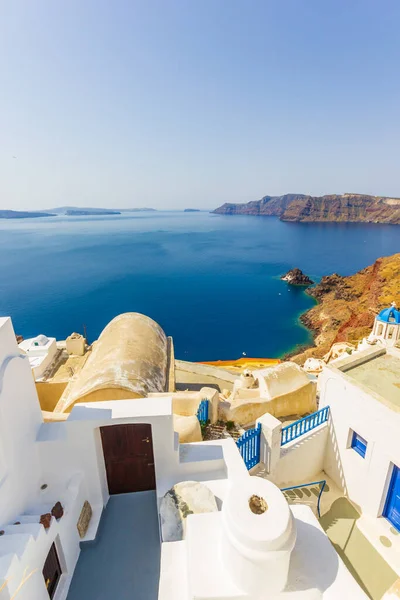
[1,0,400,210]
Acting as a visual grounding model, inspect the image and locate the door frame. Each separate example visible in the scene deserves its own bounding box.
[43,541,63,599]
[99,422,156,495]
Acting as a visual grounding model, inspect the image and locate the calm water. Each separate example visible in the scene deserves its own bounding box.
[0,212,399,361]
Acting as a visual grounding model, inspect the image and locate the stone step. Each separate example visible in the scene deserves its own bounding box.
[17,515,41,524]
[2,523,43,540]
[18,513,56,532]
[0,534,33,558]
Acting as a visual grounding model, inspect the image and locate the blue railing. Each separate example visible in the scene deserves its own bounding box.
[196,399,209,424]
[281,406,330,446]
[280,480,326,517]
[236,423,261,470]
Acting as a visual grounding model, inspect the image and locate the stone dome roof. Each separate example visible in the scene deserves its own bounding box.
[377,306,400,324]
[56,312,168,412]
[254,362,310,400]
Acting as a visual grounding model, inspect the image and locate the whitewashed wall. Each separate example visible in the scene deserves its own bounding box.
[0,318,83,600]
[256,413,329,487]
[276,425,329,487]
[37,397,180,510]
[319,364,400,518]
[0,318,44,524]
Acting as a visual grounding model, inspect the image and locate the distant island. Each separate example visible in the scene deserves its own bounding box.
[184,209,201,212]
[65,209,121,216]
[0,210,55,219]
[42,206,157,215]
[213,193,400,224]
[127,208,157,212]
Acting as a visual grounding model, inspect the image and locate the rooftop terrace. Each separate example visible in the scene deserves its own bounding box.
[339,349,400,410]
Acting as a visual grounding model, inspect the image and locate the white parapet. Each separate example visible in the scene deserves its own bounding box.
[221,477,296,598]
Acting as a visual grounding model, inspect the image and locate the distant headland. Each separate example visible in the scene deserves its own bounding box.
[213,193,400,224]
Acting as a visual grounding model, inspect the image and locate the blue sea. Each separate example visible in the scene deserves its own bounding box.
[0,212,399,361]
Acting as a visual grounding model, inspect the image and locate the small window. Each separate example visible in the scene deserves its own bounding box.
[351,431,367,458]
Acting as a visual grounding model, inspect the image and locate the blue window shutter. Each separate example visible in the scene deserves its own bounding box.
[383,466,400,531]
[351,431,367,458]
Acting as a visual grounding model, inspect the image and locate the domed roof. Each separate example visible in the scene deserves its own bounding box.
[55,312,168,412]
[377,306,400,324]
[254,362,310,400]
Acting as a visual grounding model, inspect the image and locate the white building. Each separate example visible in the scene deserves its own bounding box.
[319,346,400,537]
[256,344,400,598]
[18,334,58,380]
[0,315,397,600]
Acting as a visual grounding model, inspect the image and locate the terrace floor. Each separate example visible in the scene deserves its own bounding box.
[277,471,398,600]
[67,491,161,600]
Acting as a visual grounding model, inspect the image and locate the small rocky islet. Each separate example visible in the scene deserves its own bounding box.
[281,268,314,286]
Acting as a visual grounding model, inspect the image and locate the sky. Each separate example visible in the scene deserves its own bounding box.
[1,0,400,211]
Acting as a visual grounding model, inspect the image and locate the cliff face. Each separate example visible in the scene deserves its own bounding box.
[213,193,400,224]
[214,194,307,216]
[290,253,400,364]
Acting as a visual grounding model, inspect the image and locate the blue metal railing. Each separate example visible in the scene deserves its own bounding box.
[280,479,326,517]
[196,399,209,423]
[281,406,330,446]
[236,423,261,470]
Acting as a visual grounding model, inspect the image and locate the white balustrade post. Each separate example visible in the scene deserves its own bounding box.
[256,413,282,478]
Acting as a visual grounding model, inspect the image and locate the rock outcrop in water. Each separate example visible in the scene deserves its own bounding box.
[213,193,400,224]
[281,268,314,286]
[289,253,400,364]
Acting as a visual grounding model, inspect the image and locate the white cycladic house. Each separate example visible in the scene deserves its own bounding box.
[319,347,400,535]
[0,315,387,600]
[257,344,400,581]
[18,334,58,380]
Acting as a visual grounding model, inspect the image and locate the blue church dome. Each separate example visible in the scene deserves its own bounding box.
[377,306,400,324]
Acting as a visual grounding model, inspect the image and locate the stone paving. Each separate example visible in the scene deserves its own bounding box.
[67,491,160,600]
[254,469,397,600]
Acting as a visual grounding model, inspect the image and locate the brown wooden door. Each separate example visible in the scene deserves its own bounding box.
[43,543,62,599]
[100,424,156,494]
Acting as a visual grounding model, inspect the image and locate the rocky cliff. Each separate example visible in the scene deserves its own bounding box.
[214,194,306,217]
[213,193,400,224]
[290,253,400,364]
